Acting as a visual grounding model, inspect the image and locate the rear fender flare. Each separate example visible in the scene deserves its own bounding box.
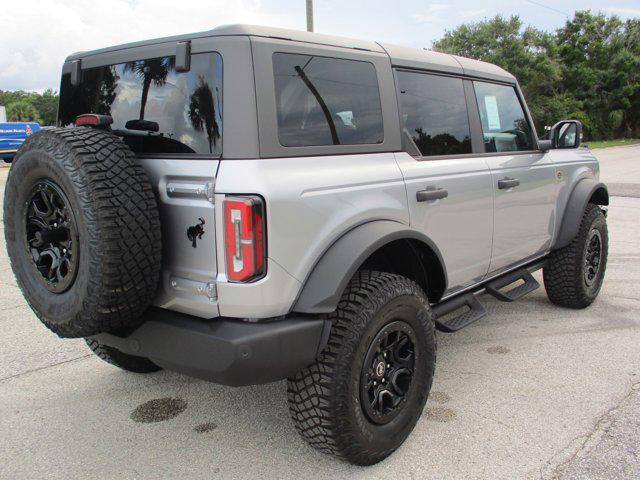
[293,221,447,314]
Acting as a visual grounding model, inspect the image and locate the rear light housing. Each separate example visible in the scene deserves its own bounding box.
[223,196,266,283]
[74,114,113,128]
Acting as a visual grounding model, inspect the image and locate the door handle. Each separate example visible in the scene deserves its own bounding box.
[416,187,448,202]
[498,177,520,190]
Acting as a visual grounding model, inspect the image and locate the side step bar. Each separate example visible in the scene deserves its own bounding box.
[433,293,487,332]
[433,261,545,333]
[485,268,540,302]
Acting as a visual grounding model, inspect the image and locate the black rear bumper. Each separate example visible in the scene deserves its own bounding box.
[90,308,331,386]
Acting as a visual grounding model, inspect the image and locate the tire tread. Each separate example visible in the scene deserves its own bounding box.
[4,128,162,337]
[543,203,607,309]
[287,270,435,465]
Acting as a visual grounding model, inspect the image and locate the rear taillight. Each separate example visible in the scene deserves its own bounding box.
[223,196,266,282]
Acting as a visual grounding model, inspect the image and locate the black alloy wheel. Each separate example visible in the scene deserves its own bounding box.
[25,180,79,293]
[360,321,416,425]
[583,228,602,287]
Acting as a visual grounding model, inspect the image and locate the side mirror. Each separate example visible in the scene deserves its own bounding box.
[550,120,582,149]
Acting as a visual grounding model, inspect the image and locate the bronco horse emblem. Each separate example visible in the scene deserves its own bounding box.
[187,218,206,248]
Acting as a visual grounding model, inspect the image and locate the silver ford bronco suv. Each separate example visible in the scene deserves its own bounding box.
[4,25,609,465]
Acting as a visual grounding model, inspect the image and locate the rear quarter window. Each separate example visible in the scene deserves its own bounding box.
[272,52,384,147]
[58,52,223,156]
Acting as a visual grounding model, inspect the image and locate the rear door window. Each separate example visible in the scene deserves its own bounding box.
[272,52,384,147]
[473,81,534,152]
[58,53,223,156]
[396,71,472,157]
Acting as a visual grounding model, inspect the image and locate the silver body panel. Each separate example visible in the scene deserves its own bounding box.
[138,158,220,318]
[394,152,494,292]
[213,153,408,318]
[548,147,600,246]
[483,152,558,273]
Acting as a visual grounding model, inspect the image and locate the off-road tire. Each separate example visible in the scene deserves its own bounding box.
[85,338,161,373]
[3,128,162,337]
[543,203,608,308]
[287,271,436,465]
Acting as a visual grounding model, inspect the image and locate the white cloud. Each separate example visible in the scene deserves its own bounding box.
[0,0,300,91]
[460,8,487,18]
[605,7,640,16]
[411,4,452,24]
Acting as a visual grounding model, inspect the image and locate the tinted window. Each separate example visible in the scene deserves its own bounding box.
[58,53,223,155]
[474,82,534,152]
[396,71,471,157]
[273,53,383,146]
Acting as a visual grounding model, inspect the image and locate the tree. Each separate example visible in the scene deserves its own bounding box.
[123,57,175,120]
[0,89,58,125]
[6,100,42,123]
[433,15,563,135]
[432,11,640,140]
[555,11,635,139]
[30,89,59,126]
[188,76,220,153]
[620,18,640,137]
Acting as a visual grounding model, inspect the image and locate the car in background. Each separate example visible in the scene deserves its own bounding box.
[0,122,41,162]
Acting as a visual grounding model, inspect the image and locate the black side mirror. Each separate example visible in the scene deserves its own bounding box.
[550,120,582,149]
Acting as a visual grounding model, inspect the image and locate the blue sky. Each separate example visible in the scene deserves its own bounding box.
[0,0,638,92]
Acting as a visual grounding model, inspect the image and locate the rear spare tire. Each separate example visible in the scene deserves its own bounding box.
[3,128,162,337]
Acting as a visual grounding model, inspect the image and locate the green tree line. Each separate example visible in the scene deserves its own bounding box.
[433,10,640,140]
[0,89,58,125]
[1,10,638,139]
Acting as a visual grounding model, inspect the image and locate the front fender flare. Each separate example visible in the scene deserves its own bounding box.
[554,179,609,249]
[293,221,447,314]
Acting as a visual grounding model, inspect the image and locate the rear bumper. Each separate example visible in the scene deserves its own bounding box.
[90,308,331,386]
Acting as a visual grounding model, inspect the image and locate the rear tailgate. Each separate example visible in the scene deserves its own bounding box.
[139,159,220,317]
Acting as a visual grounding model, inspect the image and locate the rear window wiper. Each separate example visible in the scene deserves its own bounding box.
[294,65,339,145]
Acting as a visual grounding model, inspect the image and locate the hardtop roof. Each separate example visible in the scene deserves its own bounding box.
[66,24,515,84]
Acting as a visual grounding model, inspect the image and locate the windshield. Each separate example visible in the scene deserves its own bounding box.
[58,52,222,156]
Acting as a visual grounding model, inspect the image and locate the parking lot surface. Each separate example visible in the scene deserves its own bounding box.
[1,146,639,479]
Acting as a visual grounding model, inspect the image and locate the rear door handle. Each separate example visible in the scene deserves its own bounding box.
[416,187,448,202]
[498,177,520,190]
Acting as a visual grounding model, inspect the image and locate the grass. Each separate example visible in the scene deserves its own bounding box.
[586,138,640,149]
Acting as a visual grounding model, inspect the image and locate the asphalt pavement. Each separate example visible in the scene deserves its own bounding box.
[1,146,639,479]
